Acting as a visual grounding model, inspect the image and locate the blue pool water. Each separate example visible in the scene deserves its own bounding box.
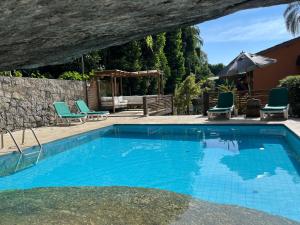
[0,124,300,221]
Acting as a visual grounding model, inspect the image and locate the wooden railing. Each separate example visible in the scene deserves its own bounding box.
[204,90,269,115]
[143,95,174,116]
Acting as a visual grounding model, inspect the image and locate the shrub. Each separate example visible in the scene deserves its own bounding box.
[279,75,300,117]
[30,71,45,78]
[174,74,201,114]
[199,77,215,92]
[217,79,237,93]
[59,71,88,81]
[0,71,22,77]
[13,70,23,77]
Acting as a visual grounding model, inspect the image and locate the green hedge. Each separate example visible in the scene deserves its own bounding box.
[59,71,88,81]
[279,75,300,117]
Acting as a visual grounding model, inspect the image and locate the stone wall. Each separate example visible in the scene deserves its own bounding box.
[0,76,86,130]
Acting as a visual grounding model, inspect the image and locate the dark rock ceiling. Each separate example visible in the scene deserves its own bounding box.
[0,0,293,70]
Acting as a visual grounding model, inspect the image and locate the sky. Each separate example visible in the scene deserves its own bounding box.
[198,4,294,65]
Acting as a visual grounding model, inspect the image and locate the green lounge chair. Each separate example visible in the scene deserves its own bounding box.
[207,92,237,119]
[260,87,289,120]
[53,101,86,125]
[75,100,109,120]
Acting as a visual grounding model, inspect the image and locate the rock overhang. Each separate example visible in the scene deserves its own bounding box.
[0,0,293,70]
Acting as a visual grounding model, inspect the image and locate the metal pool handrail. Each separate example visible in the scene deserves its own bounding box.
[21,128,43,151]
[1,128,43,155]
[1,129,23,154]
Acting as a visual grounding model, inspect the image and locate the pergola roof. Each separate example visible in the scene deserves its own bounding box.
[94,69,161,78]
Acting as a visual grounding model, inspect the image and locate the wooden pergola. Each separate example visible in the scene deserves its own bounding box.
[94,69,163,112]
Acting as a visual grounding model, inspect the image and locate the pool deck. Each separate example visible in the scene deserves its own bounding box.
[1,111,300,155]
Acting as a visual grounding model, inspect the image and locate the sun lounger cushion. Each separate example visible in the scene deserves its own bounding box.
[261,106,288,111]
[208,107,232,112]
[60,113,86,118]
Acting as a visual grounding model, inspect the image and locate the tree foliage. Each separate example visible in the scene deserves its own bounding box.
[6,26,211,95]
[208,63,225,76]
[284,1,300,36]
[199,77,215,92]
[182,26,212,80]
[174,74,201,114]
[217,80,237,97]
[59,71,88,81]
[0,70,24,77]
[165,29,186,94]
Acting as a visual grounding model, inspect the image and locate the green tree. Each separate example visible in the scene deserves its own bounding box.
[284,1,300,36]
[102,40,142,71]
[101,40,143,95]
[174,74,201,114]
[182,26,202,76]
[198,62,212,79]
[182,26,213,80]
[139,36,156,95]
[208,63,225,76]
[151,33,171,93]
[165,29,186,94]
[21,52,102,79]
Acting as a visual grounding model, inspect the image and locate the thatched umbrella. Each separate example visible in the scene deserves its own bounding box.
[218,52,277,94]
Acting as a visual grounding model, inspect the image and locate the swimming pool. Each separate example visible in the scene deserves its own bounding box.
[0,124,300,221]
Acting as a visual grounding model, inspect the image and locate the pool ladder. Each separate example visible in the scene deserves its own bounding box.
[1,128,43,155]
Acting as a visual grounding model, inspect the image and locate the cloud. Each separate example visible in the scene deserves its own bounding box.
[201,17,290,43]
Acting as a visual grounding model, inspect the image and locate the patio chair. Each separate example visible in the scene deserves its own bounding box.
[260,87,289,120]
[207,92,237,120]
[75,100,109,120]
[53,101,86,125]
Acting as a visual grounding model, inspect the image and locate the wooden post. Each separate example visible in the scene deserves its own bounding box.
[157,74,161,95]
[120,77,123,96]
[114,77,117,96]
[171,95,174,115]
[85,80,89,106]
[81,55,85,75]
[96,78,101,110]
[143,96,148,116]
[157,76,160,95]
[111,76,115,113]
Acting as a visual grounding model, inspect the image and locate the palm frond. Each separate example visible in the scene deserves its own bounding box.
[284,1,300,36]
